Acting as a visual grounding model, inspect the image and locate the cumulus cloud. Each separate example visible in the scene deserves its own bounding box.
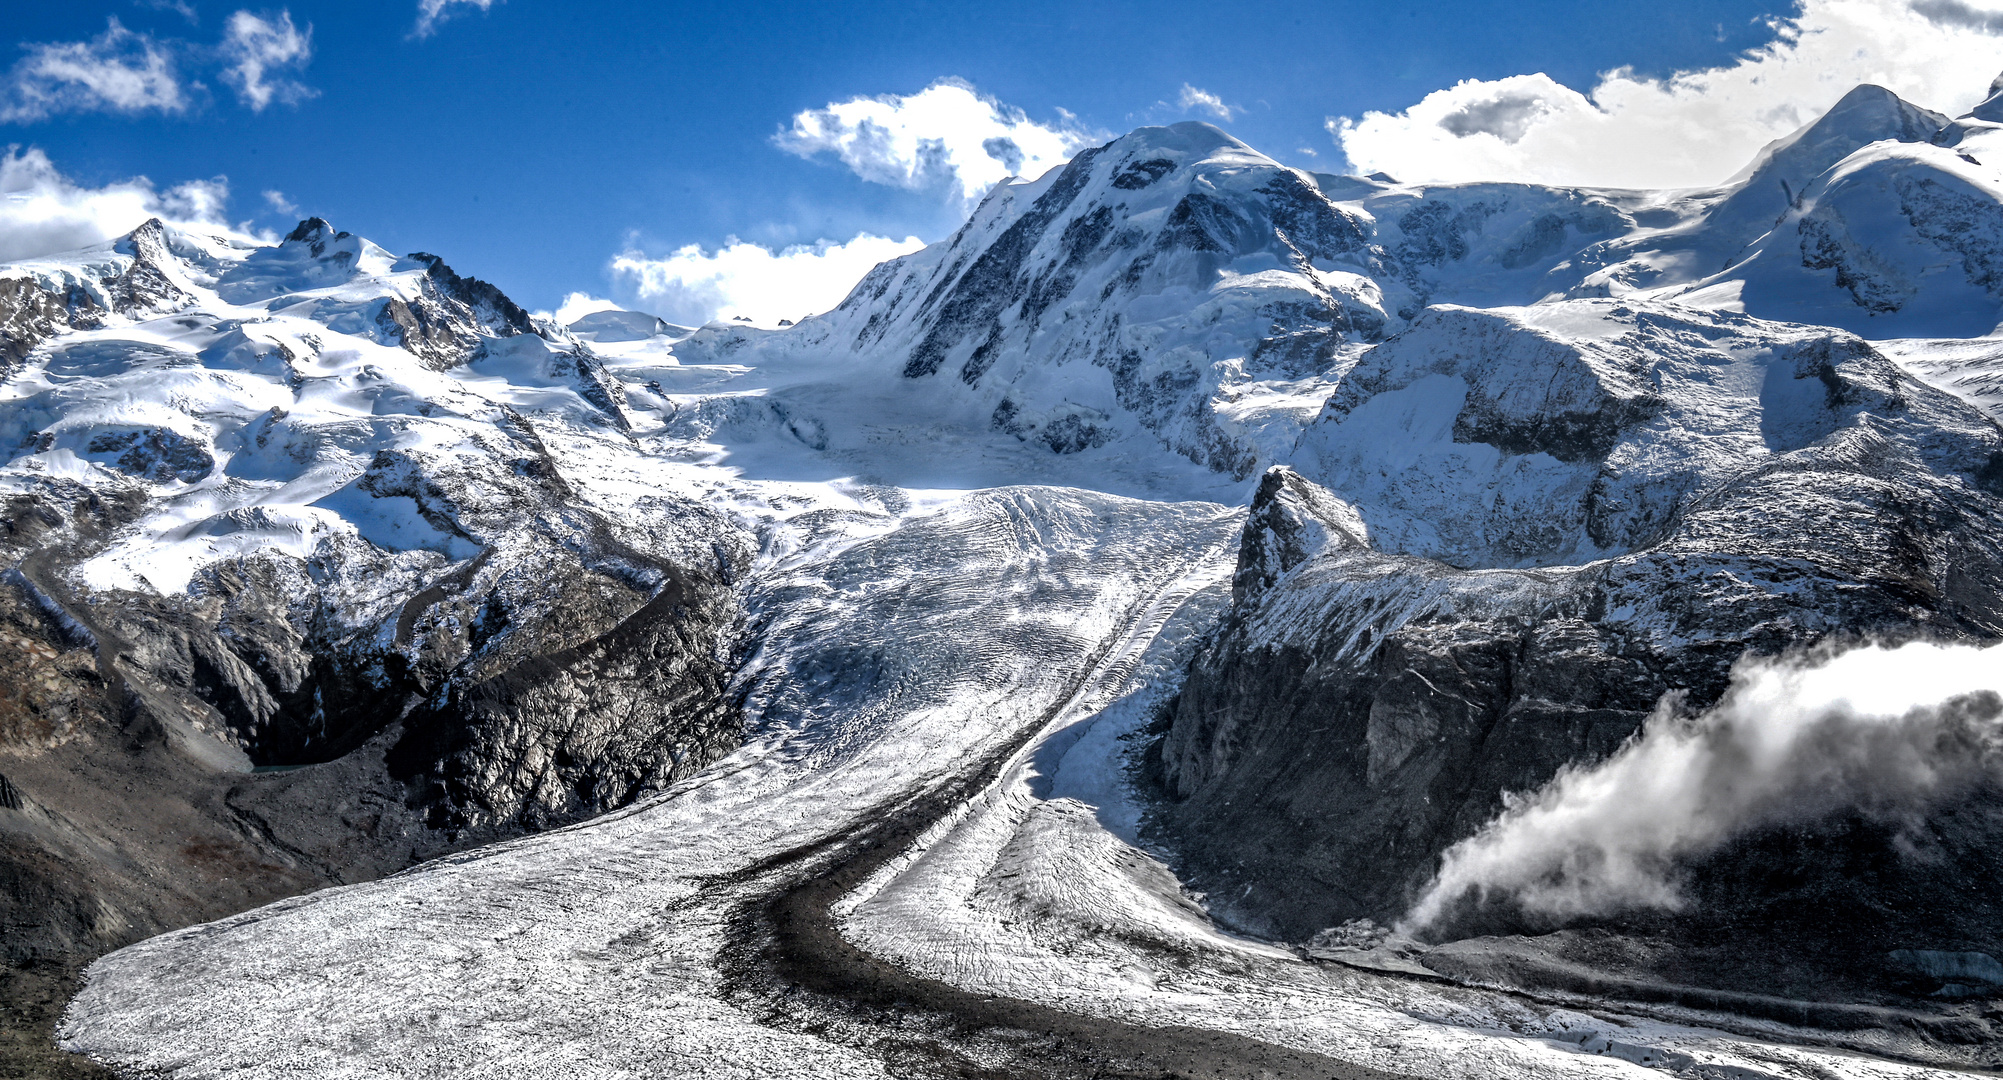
[1403,641,2003,933]
[775,79,1099,206]
[0,146,248,263]
[1914,0,2003,30]
[610,233,926,328]
[414,0,499,38]
[1178,84,1233,121]
[219,10,312,111]
[0,19,185,123]
[1333,0,2003,187]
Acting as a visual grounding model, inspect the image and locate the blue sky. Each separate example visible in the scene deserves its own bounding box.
[5,0,2003,323]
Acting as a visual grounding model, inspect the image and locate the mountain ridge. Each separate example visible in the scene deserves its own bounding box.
[12,74,2003,1080]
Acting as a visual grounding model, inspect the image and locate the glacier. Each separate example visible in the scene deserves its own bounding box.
[3,74,2003,1080]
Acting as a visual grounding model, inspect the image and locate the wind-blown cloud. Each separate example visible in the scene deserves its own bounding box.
[414,0,499,38]
[1178,84,1233,121]
[219,10,312,111]
[0,146,247,263]
[1403,641,2003,932]
[2,10,317,123]
[0,19,185,123]
[138,0,202,25]
[776,79,1099,206]
[610,233,926,328]
[1333,0,2003,187]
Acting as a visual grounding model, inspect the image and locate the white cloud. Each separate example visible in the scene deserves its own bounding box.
[1,11,317,123]
[1177,84,1233,121]
[219,10,313,111]
[414,0,499,38]
[138,0,202,25]
[156,173,229,223]
[610,233,927,328]
[1,19,185,123]
[1403,642,2003,931]
[262,188,296,215]
[1332,0,2003,188]
[550,292,621,325]
[1914,0,2003,30]
[0,146,250,264]
[775,79,1099,206]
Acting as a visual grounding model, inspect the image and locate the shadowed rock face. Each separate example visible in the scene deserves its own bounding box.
[0,476,751,968]
[0,278,100,373]
[1147,299,2003,1013]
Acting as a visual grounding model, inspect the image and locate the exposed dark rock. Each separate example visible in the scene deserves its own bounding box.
[407,252,536,337]
[1110,157,1175,189]
[1259,171,1371,260]
[1231,464,1365,601]
[0,277,101,374]
[388,561,742,832]
[83,428,215,484]
[108,219,193,315]
[357,244,537,370]
[902,145,1106,380]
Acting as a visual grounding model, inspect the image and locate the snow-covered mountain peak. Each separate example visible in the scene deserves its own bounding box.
[115,216,178,267]
[735,119,1389,479]
[1694,83,1949,260]
[1711,128,2003,336]
[1726,83,1948,191]
[1968,69,2003,123]
[566,307,686,343]
[652,83,2003,487]
[213,217,408,305]
[21,77,2003,1080]
[1095,120,1274,183]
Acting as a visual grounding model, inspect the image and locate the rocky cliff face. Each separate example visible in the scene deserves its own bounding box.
[1148,298,2003,1011]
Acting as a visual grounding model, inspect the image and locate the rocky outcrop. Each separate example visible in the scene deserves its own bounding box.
[0,277,100,374]
[375,251,536,370]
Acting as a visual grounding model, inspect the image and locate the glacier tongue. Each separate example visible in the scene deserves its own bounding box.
[57,491,1249,1079]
